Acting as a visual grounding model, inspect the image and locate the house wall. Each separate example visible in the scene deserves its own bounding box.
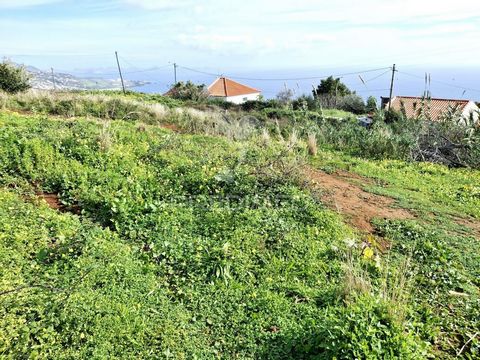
[227,93,260,104]
[214,93,260,104]
[462,101,480,123]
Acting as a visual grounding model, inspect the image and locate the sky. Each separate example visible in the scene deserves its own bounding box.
[1,0,480,74]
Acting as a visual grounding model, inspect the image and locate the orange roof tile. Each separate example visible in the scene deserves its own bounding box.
[389,96,470,120]
[208,77,260,97]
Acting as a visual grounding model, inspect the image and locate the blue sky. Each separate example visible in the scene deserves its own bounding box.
[1,0,480,72]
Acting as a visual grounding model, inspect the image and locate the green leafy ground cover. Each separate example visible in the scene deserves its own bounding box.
[0,110,478,358]
[312,151,480,358]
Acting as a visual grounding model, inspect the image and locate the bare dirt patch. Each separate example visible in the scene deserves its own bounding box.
[38,193,63,210]
[305,168,414,233]
[37,192,81,215]
[453,216,480,239]
[160,123,181,132]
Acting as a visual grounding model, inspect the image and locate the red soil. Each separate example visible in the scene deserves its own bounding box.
[305,168,414,233]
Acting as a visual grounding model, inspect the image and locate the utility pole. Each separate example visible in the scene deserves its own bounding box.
[388,64,396,110]
[173,62,178,84]
[51,68,56,91]
[115,51,126,95]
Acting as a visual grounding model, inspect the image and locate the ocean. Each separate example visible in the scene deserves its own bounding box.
[95,66,480,102]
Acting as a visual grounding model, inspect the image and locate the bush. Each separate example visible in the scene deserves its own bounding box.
[338,94,366,114]
[366,96,378,113]
[285,295,427,359]
[276,88,294,105]
[292,95,318,111]
[384,108,404,123]
[240,100,271,111]
[167,81,209,101]
[313,76,351,97]
[0,61,31,94]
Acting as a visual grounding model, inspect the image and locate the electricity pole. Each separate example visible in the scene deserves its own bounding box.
[388,64,396,110]
[51,68,56,91]
[173,62,178,84]
[115,51,126,95]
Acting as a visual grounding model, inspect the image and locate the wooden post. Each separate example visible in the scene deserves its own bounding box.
[51,68,56,91]
[115,51,126,95]
[388,64,396,110]
[174,63,178,84]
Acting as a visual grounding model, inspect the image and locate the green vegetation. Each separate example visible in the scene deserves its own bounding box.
[0,112,425,358]
[166,81,209,102]
[0,60,31,94]
[0,89,479,358]
[313,76,351,97]
[366,96,378,113]
[312,151,480,358]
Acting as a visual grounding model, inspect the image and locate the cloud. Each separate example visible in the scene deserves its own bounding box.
[1,0,479,69]
[176,31,334,56]
[212,0,480,26]
[122,0,194,10]
[0,0,60,8]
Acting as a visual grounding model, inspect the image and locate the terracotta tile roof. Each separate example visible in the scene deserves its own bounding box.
[208,77,260,97]
[389,96,471,120]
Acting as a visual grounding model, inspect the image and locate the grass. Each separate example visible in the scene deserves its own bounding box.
[0,99,479,358]
[319,108,354,118]
[312,150,480,220]
[0,111,428,359]
[311,149,480,357]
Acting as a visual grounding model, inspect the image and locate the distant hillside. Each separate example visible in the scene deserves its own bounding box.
[25,65,148,90]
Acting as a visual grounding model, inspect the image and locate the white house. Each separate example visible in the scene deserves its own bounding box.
[207,77,261,104]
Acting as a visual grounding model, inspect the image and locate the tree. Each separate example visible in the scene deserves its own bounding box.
[366,96,378,113]
[276,88,294,105]
[167,81,208,101]
[313,76,351,98]
[0,61,31,94]
[292,95,318,111]
[338,94,366,114]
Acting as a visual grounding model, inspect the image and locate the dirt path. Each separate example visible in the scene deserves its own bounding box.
[305,167,414,233]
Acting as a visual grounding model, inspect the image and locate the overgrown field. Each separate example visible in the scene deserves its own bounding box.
[312,151,480,358]
[0,107,479,358]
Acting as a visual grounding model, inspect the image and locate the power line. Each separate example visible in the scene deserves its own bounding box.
[355,88,391,93]
[177,65,219,77]
[177,65,393,82]
[397,70,480,94]
[90,64,171,77]
[230,67,392,81]
[365,69,392,83]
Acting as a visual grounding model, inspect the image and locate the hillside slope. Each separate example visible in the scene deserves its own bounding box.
[0,109,478,358]
[26,65,148,90]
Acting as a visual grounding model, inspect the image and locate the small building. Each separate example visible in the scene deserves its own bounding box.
[386,96,479,123]
[207,77,261,104]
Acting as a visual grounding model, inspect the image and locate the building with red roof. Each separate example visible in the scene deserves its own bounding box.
[207,77,261,104]
[386,96,479,122]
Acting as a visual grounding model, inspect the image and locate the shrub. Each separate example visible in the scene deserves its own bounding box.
[167,81,209,101]
[384,108,404,123]
[313,76,351,97]
[307,133,318,156]
[338,94,366,114]
[292,95,318,111]
[276,88,295,106]
[303,295,427,359]
[241,99,270,111]
[366,96,378,113]
[0,61,31,94]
